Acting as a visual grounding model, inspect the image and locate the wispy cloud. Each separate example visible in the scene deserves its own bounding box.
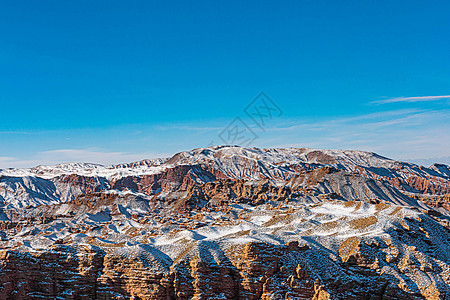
[254,108,450,165]
[154,124,224,131]
[0,157,16,163]
[372,95,450,104]
[0,131,46,135]
[407,156,450,166]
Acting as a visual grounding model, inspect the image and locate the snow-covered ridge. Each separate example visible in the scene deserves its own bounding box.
[0,158,169,180]
[0,146,448,209]
[0,146,399,180]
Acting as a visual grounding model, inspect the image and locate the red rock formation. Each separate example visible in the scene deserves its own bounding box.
[111,165,220,195]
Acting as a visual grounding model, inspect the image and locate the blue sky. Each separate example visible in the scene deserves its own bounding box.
[1,0,450,168]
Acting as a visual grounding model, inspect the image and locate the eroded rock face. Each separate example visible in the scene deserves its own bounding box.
[111,165,220,195]
[0,239,434,300]
[1,146,450,210]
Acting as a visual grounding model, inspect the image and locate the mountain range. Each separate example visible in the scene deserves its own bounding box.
[0,146,449,299]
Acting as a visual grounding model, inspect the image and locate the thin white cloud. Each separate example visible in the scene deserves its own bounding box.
[0,131,46,135]
[407,156,450,166]
[373,95,450,104]
[254,108,450,164]
[0,158,46,169]
[265,108,427,133]
[0,157,15,163]
[154,124,224,131]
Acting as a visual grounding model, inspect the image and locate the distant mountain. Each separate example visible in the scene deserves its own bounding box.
[1,146,449,210]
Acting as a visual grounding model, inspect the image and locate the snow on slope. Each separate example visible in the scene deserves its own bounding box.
[0,146,429,181]
[0,146,448,209]
[0,158,168,180]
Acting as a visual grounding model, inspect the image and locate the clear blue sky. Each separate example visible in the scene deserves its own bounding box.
[1,0,450,168]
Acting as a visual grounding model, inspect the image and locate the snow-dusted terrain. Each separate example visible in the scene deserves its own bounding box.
[1,146,449,209]
[0,146,449,299]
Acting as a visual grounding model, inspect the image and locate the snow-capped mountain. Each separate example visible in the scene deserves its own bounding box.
[0,146,449,209]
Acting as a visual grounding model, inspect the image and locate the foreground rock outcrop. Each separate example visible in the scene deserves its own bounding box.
[1,191,450,299]
[1,237,443,299]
